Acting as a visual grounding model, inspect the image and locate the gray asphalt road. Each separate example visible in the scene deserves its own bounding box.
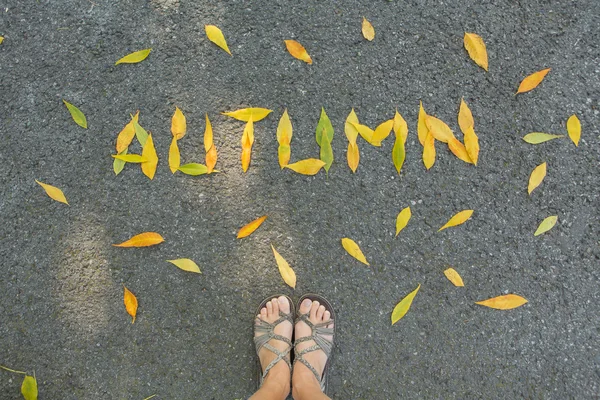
[1,0,599,399]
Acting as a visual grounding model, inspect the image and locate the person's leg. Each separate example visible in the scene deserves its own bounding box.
[249,296,292,400]
[292,299,334,400]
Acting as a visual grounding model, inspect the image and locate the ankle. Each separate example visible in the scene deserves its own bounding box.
[292,366,321,396]
[262,364,291,397]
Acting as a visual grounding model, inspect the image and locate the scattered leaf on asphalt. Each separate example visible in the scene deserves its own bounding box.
[370,119,394,146]
[522,132,564,144]
[63,100,87,129]
[284,40,312,64]
[133,119,149,146]
[448,136,473,164]
[316,108,334,146]
[21,375,38,400]
[392,110,408,174]
[237,215,268,239]
[113,148,128,175]
[475,294,528,310]
[169,138,180,173]
[0,37,3,45]
[284,158,326,175]
[463,126,479,166]
[116,112,140,153]
[516,68,551,94]
[345,109,360,173]
[463,32,488,71]
[422,131,436,170]
[113,232,165,248]
[241,118,254,172]
[115,48,151,65]
[222,107,272,122]
[35,180,68,205]
[341,238,370,266]
[178,163,208,176]
[528,162,547,195]
[167,259,201,274]
[123,285,138,323]
[319,127,334,173]
[426,115,454,143]
[443,268,464,287]
[534,215,558,236]
[350,121,374,144]
[271,245,296,288]
[277,109,293,168]
[439,209,473,231]
[204,114,217,173]
[205,25,231,55]
[566,114,581,146]
[395,206,411,237]
[391,284,420,325]
[141,134,158,180]
[112,154,147,163]
[171,107,186,140]
[458,98,474,133]
[417,101,429,146]
[362,17,375,41]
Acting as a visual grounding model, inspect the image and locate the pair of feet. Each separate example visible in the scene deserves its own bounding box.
[255,296,334,393]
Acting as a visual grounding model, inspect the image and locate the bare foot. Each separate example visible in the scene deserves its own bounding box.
[254,296,293,380]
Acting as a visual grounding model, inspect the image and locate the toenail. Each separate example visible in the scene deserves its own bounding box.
[302,299,312,307]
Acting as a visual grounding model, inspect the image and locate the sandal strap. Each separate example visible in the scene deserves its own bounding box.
[254,310,293,379]
[293,312,335,390]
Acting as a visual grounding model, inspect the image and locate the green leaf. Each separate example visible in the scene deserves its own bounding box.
[111,154,146,163]
[315,108,334,146]
[115,48,152,65]
[113,148,128,175]
[133,119,148,146]
[21,375,38,400]
[534,215,558,236]
[178,163,208,176]
[319,127,334,173]
[391,284,420,325]
[522,132,564,144]
[63,100,87,128]
[392,137,406,174]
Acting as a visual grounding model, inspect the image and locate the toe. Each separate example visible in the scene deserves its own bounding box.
[310,301,320,320]
[278,296,290,314]
[260,307,267,320]
[266,300,274,317]
[323,310,331,322]
[271,298,280,316]
[299,298,312,314]
[316,305,325,320]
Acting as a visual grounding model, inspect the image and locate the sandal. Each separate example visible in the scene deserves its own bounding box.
[253,294,295,389]
[294,294,336,394]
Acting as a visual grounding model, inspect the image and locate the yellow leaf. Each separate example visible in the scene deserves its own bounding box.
[111,154,146,163]
[392,111,408,174]
[448,137,473,164]
[566,114,581,146]
[0,37,3,45]
[63,100,87,129]
[35,180,68,205]
[522,132,564,144]
[241,118,254,173]
[178,163,208,176]
[141,134,158,180]
[443,268,464,287]
[528,162,547,195]
[167,259,201,274]
[271,245,297,288]
[361,17,375,41]
[516,68,551,94]
[204,114,217,173]
[205,25,231,55]
[422,131,436,170]
[115,48,151,65]
[425,115,455,143]
[169,137,180,174]
[113,148,128,175]
[277,109,293,168]
[393,110,408,143]
[113,232,164,248]
[123,285,138,323]
[285,158,326,175]
[463,126,479,166]
[284,39,312,64]
[116,111,140,153]
[534,215,558,236]
[370,119,394,146]
[171,107,186,140]
[21,375,38,400]
[222,107,272,122]
[463,32,488,71]
[475,294,528,310]
[347,142,360,173]
[395,207,411,237]
[237,215,268,239]
[341,238,370,266]
[458,98,474,134]
[438,209,473,231]
[345,109,360,144]
[417,101,429,146]
[391,284,420,325]
[350,121,374,143]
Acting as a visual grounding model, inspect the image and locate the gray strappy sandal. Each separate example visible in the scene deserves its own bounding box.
[294,294,336,394]
[253,294,295,389]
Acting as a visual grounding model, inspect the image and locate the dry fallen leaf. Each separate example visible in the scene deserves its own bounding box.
[277,109,293,168]
[113,148,128,175]
[522,132,564,144]
[178,163,208,176]
[517,68,551,94]
[425,116,454,143]
[566,114,581,146]
[112,154,146,163]
[285,158,326,175]
[345,109,360,173]
[284,39,312,64]
[0,37,4,45]
[141,134,158,180]
[370,119,394,146]
[271,245,296,288]
[169,137,181,174]
[362,17,375,41]
[241,118,254,173]
[116,111,140,153]
[35,180,68,205]
[63,100,87,129]
[463,32,488,71]
[395,206,411,237]
[237,215,268,239]
[528,162,547,195]
[475,294,528,310]
[463,126,479,166]
[133,118,148,146]
[439,209,474,231]
[341,238,370,266]
[534,215,558,236]
[113,232,165,248]
[204,114,217,173]
[422,131,436,170]
[205,25,231,55]
[167,259,201,274]
[222,107,272,122]
[391,284,420,325]
[115,48,151,65]
[319,127,334,173]
[448,136,473,164]
[123,285,138,323]
[443,268,464,287]
[417,101,429,146]
[392,110,408,174]
[171,107,187,140]
[21,375,38,400]
[350,121,375,144]
[458,98,474,133]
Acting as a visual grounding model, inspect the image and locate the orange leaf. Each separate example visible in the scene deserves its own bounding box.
[204,114,217,173]
[448,137,473,164]
[284,40,312,64]
[123,285,138,323]
[113,232,165,247]
[237,215,267,239]
[517,68,551,94]
[475,294,528,310]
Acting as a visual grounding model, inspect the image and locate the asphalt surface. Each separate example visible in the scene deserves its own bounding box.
[1,0,599,399]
